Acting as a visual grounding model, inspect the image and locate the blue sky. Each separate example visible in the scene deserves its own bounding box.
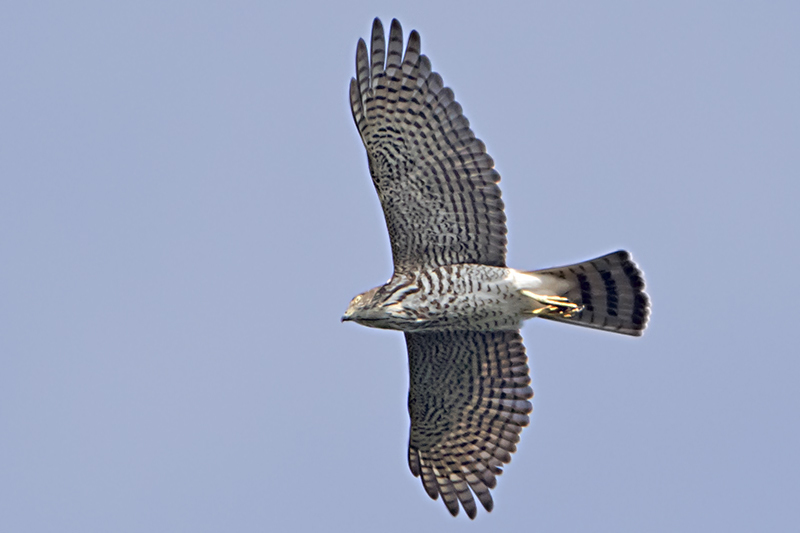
[2,1,798,531]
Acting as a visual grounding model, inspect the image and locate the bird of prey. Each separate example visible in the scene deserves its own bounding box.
[342,18,650,519]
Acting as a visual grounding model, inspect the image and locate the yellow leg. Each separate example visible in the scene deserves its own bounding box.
[521,290,583,318]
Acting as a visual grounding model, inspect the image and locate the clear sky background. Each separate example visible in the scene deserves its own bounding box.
[2,1,798,531]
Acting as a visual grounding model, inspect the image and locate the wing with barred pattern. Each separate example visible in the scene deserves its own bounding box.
[350,18,508,273]
[405,330,533,518]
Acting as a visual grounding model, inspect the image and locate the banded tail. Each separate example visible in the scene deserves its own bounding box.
[528,250,650,336]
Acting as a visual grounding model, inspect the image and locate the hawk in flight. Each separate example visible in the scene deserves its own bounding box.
[343,18,650,519]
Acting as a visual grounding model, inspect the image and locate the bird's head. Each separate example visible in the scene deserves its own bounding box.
[341,286,382,324]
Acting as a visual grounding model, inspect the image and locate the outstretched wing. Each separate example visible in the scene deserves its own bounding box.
[405,330,533,519]
[350,18,507,273]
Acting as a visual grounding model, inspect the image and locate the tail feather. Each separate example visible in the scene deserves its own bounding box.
[529,250,650,336]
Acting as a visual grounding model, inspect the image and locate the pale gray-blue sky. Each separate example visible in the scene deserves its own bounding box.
[2,1,798,531]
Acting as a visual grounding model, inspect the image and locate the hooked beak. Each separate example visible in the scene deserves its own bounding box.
[341,314,352,323]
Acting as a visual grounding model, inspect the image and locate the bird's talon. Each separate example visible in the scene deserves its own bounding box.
[522,290,583,317]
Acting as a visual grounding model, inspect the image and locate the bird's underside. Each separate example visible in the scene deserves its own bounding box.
[343,253,648,335]
[345,18,650,519]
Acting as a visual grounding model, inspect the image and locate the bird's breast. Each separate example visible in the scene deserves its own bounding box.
[382,265,526,332]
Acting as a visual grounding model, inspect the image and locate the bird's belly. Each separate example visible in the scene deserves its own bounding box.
[387,265,528,332]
